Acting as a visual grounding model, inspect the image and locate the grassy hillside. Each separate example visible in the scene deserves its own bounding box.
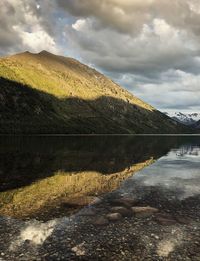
[0,51,190,134]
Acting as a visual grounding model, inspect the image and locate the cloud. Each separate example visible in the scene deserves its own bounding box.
[0,0,60,55]
[1,0,200,112]
[0,1,22,54]
[66,16,200,76]
[13,22,58,54]
[58,0,200,37]
[119,70,200,112]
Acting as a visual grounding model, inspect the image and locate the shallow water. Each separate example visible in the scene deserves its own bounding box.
[120,142,200,199]
[0,136,200,260]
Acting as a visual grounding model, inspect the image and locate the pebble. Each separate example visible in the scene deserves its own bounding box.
[107,213,122,221]
[72,243,85,256]
[151,234,159,240]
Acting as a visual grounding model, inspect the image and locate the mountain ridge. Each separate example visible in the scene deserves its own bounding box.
[165,112,200,127]
[0,51,192,134]
[193,120,200,129]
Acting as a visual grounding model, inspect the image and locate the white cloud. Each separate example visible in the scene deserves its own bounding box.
[67,17,199,73]
[13,24,58,54]
[0,0,61,55]
[72,19,87,31]
[58,0,200,37]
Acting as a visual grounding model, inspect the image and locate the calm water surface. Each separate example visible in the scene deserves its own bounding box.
[0,136,200,260]
[0,136,199,220]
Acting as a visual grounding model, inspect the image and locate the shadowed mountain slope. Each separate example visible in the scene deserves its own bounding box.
[0,51,191,134]
[193,120,200,129]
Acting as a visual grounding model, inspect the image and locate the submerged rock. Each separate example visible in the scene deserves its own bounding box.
[155,214,177,226]
[156,217,177,226]
[131,206,159,217]
[111,206,132,217]
[107,213,122,221]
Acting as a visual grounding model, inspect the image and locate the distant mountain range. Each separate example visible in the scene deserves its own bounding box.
[0,51,192,134]
[193,120,200,129]
[165,112,200,128]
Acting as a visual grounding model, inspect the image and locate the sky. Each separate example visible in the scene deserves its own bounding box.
[1,0,200,113]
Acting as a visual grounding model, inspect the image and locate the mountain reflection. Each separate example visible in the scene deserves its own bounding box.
[176,146,200,157]
[0,136,176,191]
[0,136,199,220]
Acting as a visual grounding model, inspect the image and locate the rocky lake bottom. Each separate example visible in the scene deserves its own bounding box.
[0,136,200,260]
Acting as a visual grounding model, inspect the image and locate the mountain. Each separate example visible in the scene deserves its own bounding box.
[0,50,191,134]
[165,112,200,126]
[193,120,200,129]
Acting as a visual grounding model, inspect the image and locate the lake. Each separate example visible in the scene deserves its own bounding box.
[0,136,200,260]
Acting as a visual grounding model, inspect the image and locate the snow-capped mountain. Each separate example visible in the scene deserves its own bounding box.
[164,112,200,126]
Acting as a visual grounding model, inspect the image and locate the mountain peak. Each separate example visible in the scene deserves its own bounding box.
[167,111,200,126]
[38,50,52,55]
[13,50,52,57]
[23,51,31,54]
[0,51,192,134]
